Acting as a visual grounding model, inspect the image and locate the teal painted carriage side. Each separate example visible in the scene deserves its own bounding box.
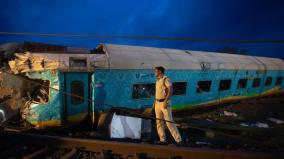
[92,69,284,112]
[23,68,283,127]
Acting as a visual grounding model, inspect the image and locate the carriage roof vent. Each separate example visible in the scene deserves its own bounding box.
[69,57,87,67]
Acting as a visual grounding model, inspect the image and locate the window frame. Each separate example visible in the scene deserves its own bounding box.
[196,80,212,93]
[252,78,261,88]
[131,81,188,100]
[219,79,232,91]
[71,81,85,105]
[265,77,273,86]
[132,83,155,100]
[275,76,283,86]
[237,78,248,89]
[172,81,188,96]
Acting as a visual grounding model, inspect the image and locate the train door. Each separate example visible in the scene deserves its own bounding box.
[64,72,90,123]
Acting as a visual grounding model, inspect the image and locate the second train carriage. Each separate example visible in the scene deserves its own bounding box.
[10,43,284,128]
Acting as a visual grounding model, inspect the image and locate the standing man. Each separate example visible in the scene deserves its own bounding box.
[154,66,182,145]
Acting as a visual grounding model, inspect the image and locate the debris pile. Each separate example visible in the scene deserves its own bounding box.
[0,42,55,124]
[0,71,50,124]
[0,72,27,123]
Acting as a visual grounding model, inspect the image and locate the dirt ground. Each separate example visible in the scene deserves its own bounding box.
[174,94,284,152]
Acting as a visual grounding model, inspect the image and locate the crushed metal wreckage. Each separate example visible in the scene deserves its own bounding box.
[0,70,51,124]
[0,71,28,123]
[8,52,59,74]
[0,42,58,124]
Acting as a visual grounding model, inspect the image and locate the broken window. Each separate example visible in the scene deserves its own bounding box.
[196,80,212,93]
[219,79,231,91]
[25,79,50,104]
[173,82,187,95]
[276,76,283,86]
[132,84,155,99]
[237,79,248,89]
[265,77,272,86]
[253,78,261,88]
[71,81,85,104]
[69,57,87,67]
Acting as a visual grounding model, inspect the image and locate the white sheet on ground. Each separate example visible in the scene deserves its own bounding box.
[110,113,142,139]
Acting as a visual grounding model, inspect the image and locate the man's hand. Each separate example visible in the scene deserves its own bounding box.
[163,101,168,109]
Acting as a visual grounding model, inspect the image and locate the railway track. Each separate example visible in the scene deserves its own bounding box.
[0,94,283,159]
[0,131,281,159]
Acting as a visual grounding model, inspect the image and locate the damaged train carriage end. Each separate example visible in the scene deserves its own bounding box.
[1,43,108,128]
[0,42,60,126]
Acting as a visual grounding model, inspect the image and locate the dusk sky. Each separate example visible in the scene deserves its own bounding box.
[0,0,283,59]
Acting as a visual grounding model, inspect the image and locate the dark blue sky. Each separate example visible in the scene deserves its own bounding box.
[0,0,284,59]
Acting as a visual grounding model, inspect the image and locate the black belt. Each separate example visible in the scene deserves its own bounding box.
[156,99,165,102]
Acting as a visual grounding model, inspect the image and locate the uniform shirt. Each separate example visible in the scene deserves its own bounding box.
[155,76,172,100]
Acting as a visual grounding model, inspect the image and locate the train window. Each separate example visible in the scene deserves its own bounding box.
[265,77,272,86]
[132,83,155,99]
[69,57,87,67]
[253,78,261,88]
[237,79,248,89]
[276,76,283,85]
[71,81,84,104]
[196,81,212,93]
[219,79,231,91]
[173,82,187,95]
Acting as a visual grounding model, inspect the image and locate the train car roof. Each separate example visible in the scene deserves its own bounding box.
[4,43,284,72]
[103,43,284,71]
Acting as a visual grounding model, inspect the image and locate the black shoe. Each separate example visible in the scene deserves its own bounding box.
[155,141,168,145]
[175,141,185,147]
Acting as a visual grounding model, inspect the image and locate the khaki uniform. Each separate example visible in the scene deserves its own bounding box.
[155,76,181,143]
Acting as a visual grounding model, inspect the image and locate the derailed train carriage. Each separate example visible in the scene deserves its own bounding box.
[1,42,284,128]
